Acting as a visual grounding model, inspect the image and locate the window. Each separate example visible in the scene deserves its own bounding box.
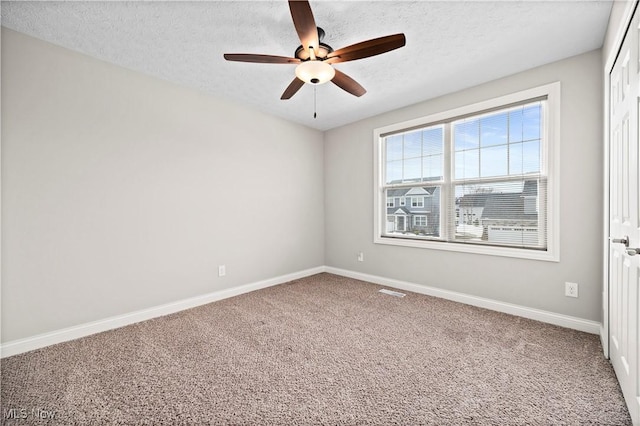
[387,198,394,207]
[414,216,427,226]
[411,197,424,208]
[374,83,559,261]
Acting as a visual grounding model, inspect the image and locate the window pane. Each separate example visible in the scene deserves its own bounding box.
[480,112,508,147]
[403,158,421,182]
[508,141,540,175]
[423,127,443,181]
[424,127,443,155]
[384,187,440,238]
[522,141,540,173]
[454,180,543,248]
[454,102,542,181]
[423,154,443,181]
[386,160,402,183]
[455,149,479,179]
[522,104,541,141]
[509,143,523,175]
[385,125,444,184]
[480,145,508,177]
[509,108,524,143]
[386,135,403,161]
[404,131,422,158]
[454,119,479,150]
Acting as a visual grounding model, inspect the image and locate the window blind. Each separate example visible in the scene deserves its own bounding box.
[381,100,547,251]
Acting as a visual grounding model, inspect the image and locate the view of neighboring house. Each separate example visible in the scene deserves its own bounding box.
[480,180,540,245]
[386,186,440,236]
[457,180,540,246]
[457,193,491,226]
[386,180,539,246]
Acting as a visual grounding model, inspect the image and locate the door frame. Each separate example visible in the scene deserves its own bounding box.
[603,0,639,358]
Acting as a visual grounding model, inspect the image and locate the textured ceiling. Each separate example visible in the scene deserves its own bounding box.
[1,1,613,131]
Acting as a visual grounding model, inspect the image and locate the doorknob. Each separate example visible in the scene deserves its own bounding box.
[627,248,640,256]
[611,236,630,247]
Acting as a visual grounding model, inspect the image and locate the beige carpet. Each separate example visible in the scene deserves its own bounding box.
[1,273,631,425]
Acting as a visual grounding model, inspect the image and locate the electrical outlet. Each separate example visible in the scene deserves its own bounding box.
[357,252,364,262]
[565,282,578,298]
[218,265,226,277]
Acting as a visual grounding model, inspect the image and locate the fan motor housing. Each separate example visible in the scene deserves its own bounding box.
[295,42,334,61]
[295,27,333,61]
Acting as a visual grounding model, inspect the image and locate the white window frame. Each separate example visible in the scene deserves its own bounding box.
[411,197,424,208]
[373,82,560,262]
[414,215,427,227]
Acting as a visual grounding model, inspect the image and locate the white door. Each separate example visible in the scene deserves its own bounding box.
[609,5,640,424]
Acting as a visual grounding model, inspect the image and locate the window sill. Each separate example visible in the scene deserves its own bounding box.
[374,235,559,262]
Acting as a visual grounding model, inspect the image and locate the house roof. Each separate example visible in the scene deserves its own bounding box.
[388,207,411,215]
[387,187,438,197]
[458,193,491,208]
[387,188,408,197]
[459,180,538,209]
[481,193,537,222]
[405,187,431,196]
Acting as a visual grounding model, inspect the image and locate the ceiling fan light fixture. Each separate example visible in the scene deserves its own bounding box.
[223,1,405,99]
[295,60,335,85]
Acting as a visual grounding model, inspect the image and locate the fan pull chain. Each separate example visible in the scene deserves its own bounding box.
[313,86,317,119]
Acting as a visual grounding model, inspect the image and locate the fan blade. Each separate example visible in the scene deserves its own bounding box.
[331,69,366,97]
[224,54,301,64]
[326,34,406,64]
[289,0,319,55]
[281,77,305,100]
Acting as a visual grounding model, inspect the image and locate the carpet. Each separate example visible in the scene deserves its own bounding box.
[0,273,631,425]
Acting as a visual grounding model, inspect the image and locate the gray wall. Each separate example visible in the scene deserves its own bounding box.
[1,29,325,342]
[2,26,607,344]
[324,50,603,321]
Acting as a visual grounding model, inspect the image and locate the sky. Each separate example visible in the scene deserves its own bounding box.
[385,101,543,195]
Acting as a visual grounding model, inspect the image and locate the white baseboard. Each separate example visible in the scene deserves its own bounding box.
[326,267,601,335]
[2,265,601,358]
[0,266,325,358]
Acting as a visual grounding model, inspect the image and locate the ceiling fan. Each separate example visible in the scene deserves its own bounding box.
[223,0,406,100]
